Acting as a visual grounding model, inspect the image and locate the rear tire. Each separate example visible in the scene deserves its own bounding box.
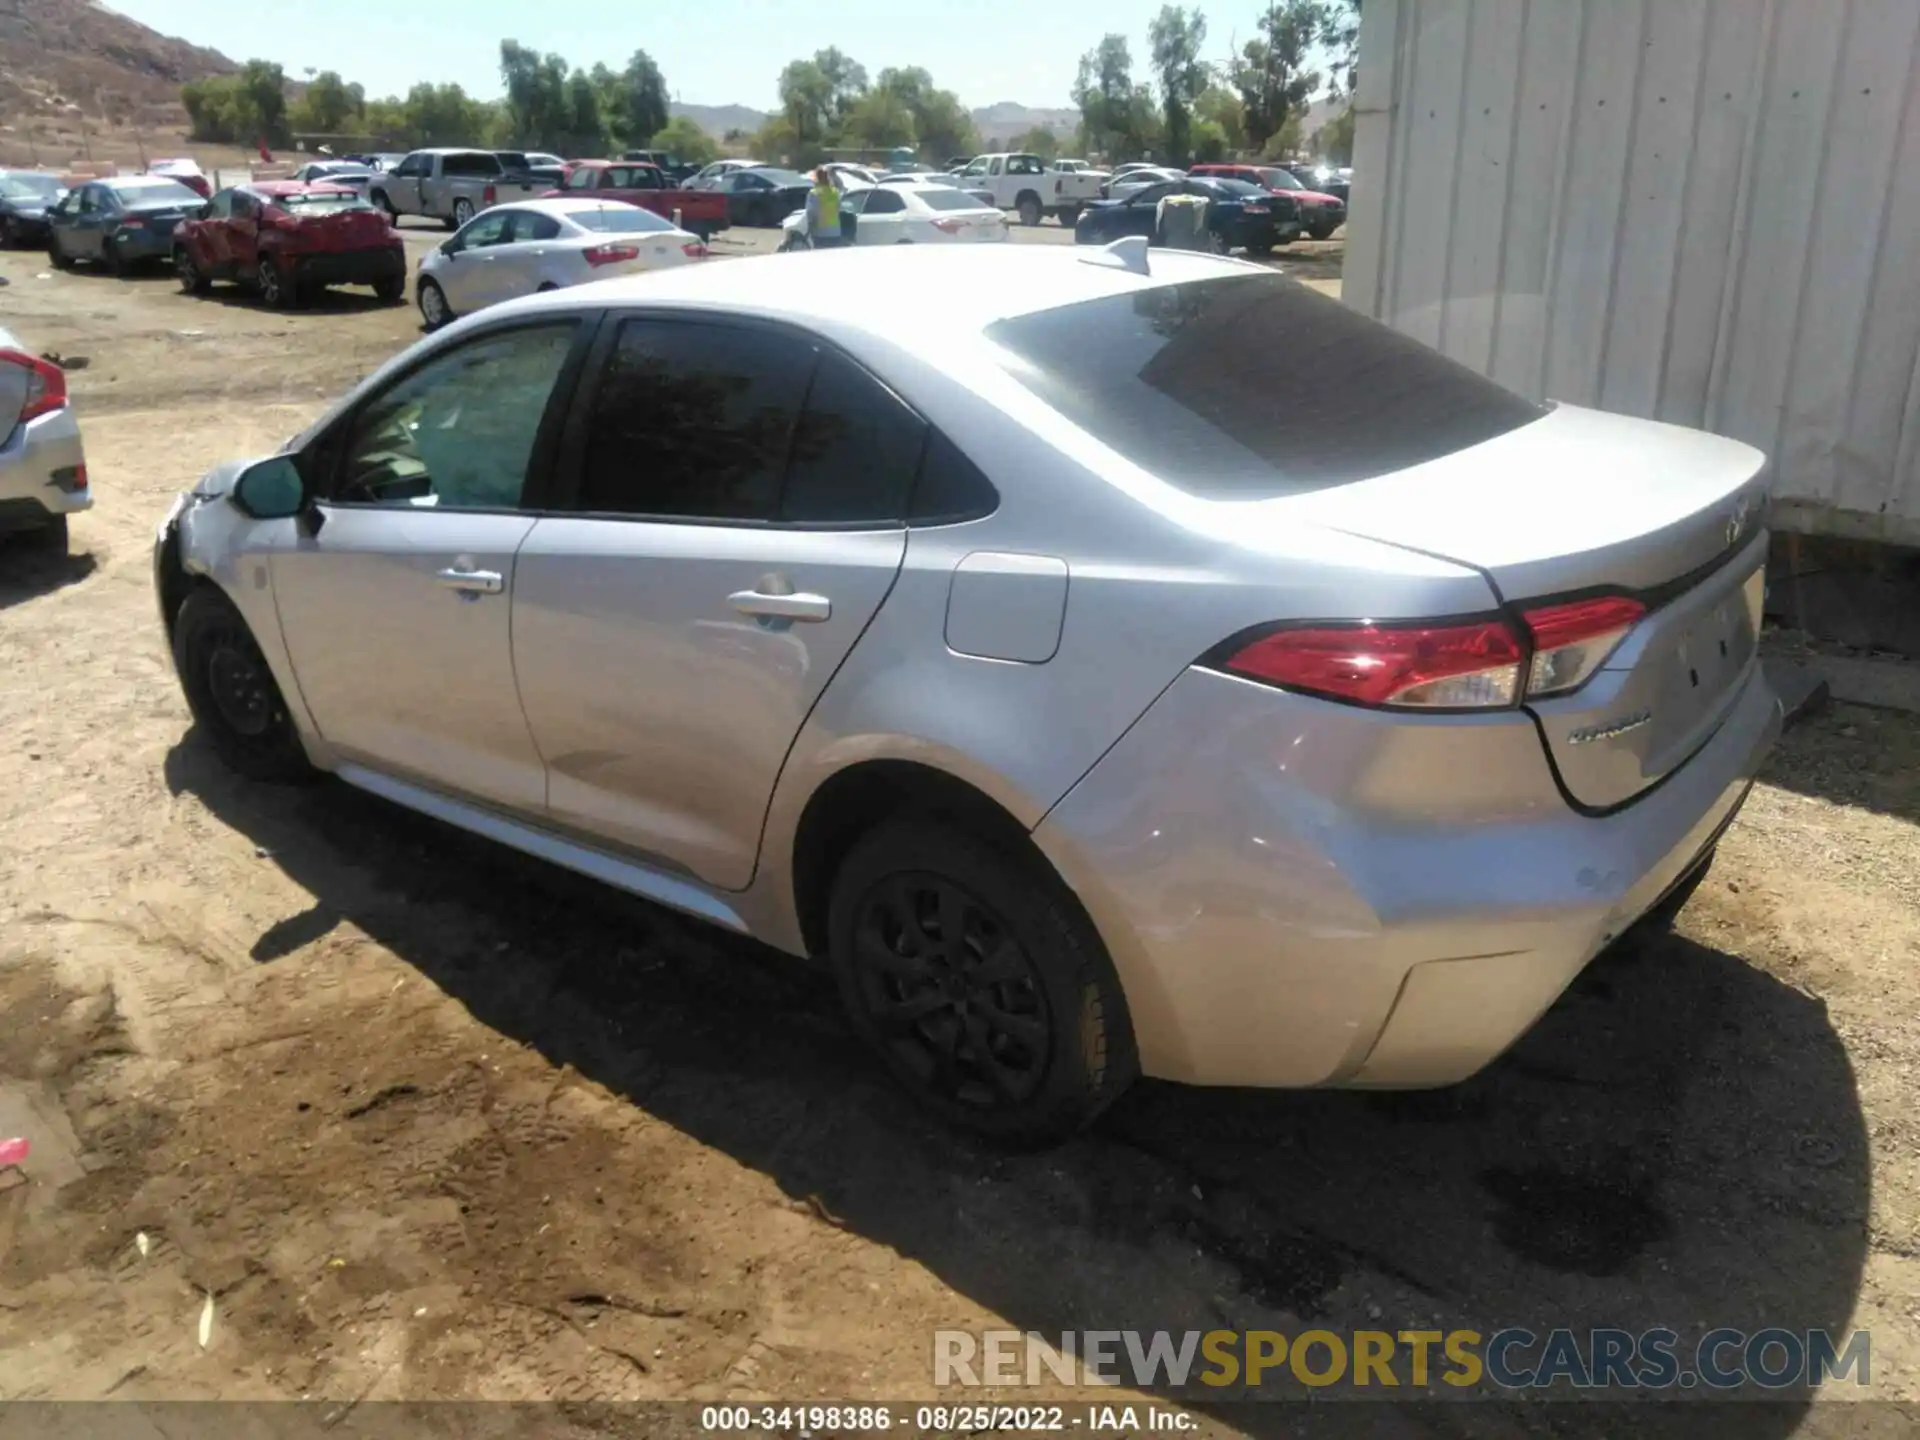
[827,818,1138,1145]
[173,588,315,785]
[257,257,294,309]
[371,189,398,221]
[175,246,210,293]
[22,514,69,555]
[451,198,475,229]
[48,239,72,270]
[1639,846,1717,932]
[1016,194,1042,227]
[373,275,405,304]
[103,236,129,277]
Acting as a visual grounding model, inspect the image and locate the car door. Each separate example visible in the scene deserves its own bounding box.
[434,209,511,311]
[191,187,237,275]
[388,152,428,213]
[269,318,588,813]
[485,210,563,303]
[226,188,264,278]
[71,184,111,258]
[510,315,921,890]
[856,187,905,243]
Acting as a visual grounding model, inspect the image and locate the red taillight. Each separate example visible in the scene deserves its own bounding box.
[1219,619,1526,710]
[1521,595,1646,696]
[931,217,965,234]
[482,184,497,206]
[681,240,708,258]
[1,348,68,425]
[583,242,641,267]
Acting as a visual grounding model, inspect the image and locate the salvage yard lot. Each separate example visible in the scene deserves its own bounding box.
[0,236,1917,1436]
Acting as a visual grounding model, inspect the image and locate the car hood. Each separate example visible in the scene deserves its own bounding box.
[1293,189,1342,204]
[5,203,49,218]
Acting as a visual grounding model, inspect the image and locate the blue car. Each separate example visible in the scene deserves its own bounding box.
[0,170,66,248]
[1073,176,1304,256]
[46,174,205,276]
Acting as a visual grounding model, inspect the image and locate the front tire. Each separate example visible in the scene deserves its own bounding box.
[172,589,314,784]
[828,818,1137,1144]
[48,238,72,270]
[373,275,405,304]
[103,235,129,277]
[417,277,452,330]
[1016,194,1042,228]
[22,514,68,555]
[371,189,398,221]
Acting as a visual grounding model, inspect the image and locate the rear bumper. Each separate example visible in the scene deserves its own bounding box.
[0,406,91,530]
[112,226,180,259]
[284,247,405,286]
[1034,660,1782,1089]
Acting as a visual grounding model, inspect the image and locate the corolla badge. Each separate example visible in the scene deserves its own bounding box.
[1568,709,1653,746]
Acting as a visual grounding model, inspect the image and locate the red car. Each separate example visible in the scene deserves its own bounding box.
[545,161,731,240]
[1188,164,1346,240]
[172,181,406,309]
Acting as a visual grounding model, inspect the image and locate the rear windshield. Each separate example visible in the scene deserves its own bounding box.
[985,271,1547,499]
[281,193,373,213]
[1,173,61,199]
[109,178,199,204]
[569,207,676,233]
[918,189,984,211]
[1258,168,1304,190]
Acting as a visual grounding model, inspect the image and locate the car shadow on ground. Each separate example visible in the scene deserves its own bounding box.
[1755,699,1920,828]
[0,536,96,609]
[164,737,1869,1438]
[175,284,406,317]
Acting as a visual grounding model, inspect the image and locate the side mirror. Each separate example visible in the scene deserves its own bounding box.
[230,455,308,521]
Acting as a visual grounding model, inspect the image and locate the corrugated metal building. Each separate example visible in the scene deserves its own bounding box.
[1343,0,1920,548]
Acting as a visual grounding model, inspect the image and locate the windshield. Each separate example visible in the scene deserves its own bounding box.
[918,189,985,211]
[108,178,200,205]
[568,207,677,233]
[281,192,373,214]
[0,173,61,200]
[986,272,1546,499]
[1258,168,1304,190]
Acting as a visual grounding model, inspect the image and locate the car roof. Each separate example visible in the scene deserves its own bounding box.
[505,243,1259,340]
[487,197,661,220]
[250,180,357,197]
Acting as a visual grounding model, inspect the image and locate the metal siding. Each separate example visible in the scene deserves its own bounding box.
[1351,0,1920,543]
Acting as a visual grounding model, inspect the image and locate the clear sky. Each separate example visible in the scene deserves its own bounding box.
[109,0,1273,114]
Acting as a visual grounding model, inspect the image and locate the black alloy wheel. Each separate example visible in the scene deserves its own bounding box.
[172,589,314,783]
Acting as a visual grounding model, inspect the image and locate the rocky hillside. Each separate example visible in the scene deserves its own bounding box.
[0,0,235,135]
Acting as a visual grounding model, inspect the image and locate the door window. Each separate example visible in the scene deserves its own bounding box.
[453,211,511,250]
[863,189,905,215]
[782,353,927,524]
[988,157,1005,176]
[324,323,578,510]
[231,191,260,221]
[76,186,101,214]
[573,319,814,521]
[204,188,236,220]
[566,168,597,190]
[503,211,562,242]
[393,154,426,177]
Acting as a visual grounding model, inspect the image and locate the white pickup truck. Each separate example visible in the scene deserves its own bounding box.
[950,152,1103,227]
[367,149,559,230]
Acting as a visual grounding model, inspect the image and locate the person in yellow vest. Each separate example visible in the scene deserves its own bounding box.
[805,168,844,248]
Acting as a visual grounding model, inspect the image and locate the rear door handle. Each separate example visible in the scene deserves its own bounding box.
[437,567,503,594]
[728,589,831,623]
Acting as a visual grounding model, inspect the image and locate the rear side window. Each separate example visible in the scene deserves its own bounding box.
[985,272,1547,499]
[864,189,905,215]
[909,432,998,523]
[782,353,927,524]
[575,320,813,520]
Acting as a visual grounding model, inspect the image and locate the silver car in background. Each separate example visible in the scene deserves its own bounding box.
[154,245,1780,1142]
[1,327,89,554]
[414,198,706,329]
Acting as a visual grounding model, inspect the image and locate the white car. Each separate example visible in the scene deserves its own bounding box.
[291,161,374,195]
[415,199,706,330]
[782,181,1008,249]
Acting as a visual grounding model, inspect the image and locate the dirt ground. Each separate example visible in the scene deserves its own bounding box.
[0,234,1917,1438]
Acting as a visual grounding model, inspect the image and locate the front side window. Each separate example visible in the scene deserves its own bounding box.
[504,211,562,242]
[864,189,905,215]
[328,324,577,510]
[575,320,813,521]
[204,188,236,220]
[566,168,597,191]
[454,211,511,250]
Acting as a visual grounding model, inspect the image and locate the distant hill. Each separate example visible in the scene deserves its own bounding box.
[0,0,236,134]
[971,101,1080,146]
[668,101,770,139]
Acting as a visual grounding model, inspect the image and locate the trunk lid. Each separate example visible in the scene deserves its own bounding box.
[280,206,394,252]
[1284,403,1771,810]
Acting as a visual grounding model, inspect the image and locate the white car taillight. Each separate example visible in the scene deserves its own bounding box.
[0,348,68,424]
[1520,596,1647,696]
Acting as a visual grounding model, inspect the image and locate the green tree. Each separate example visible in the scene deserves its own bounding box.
[1148,6,1208,165]
[1325,0,1362,96]
[873,66,977,160]
[403,82,486,146]
[1009,125,1059,160]
[291,69,357,134]
[1072,34,1138,160]
[777,58,834,154]
[814,46,869,127]
[1313,104,1355,163]
[1195,83,1245,154]
[650,114,718,165]
[842,87,917,150]
[1232,2,1326,154]
[562,71,605,155]
[1190,118,1228,163]
[240,61,290,144]
[619,50,670,152]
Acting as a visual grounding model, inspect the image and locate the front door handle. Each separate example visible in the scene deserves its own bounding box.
[436,567,503,594]
[728,589,831,623]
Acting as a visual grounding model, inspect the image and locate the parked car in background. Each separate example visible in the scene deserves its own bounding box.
[174,182,405,309]
[951,153,1102,226]
[291,160,376,196]
[782,180,1007,249]
[619,150,698,183]
[877,172,997,208]
[823,162,882,190]
[0,324,88,556]
[154,246,1781,1142]
[710,166,813,227]
[368,149,551,230]
[1103,166,1185,201]
[1053,158,1111,184]
[1189,163,1346,239]
[1280,162,1350,206]
[361,153,408,173]
[523,152,566,172]
[414,199,706,330]
[687,158,769,187]
[0,171,66,248]
[148,158,212,199]
[1074,175,1303,255]
[550,161,730,239]
[46,175,204,275]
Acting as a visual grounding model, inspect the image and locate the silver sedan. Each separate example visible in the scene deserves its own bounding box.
[154,244,1781,1142]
